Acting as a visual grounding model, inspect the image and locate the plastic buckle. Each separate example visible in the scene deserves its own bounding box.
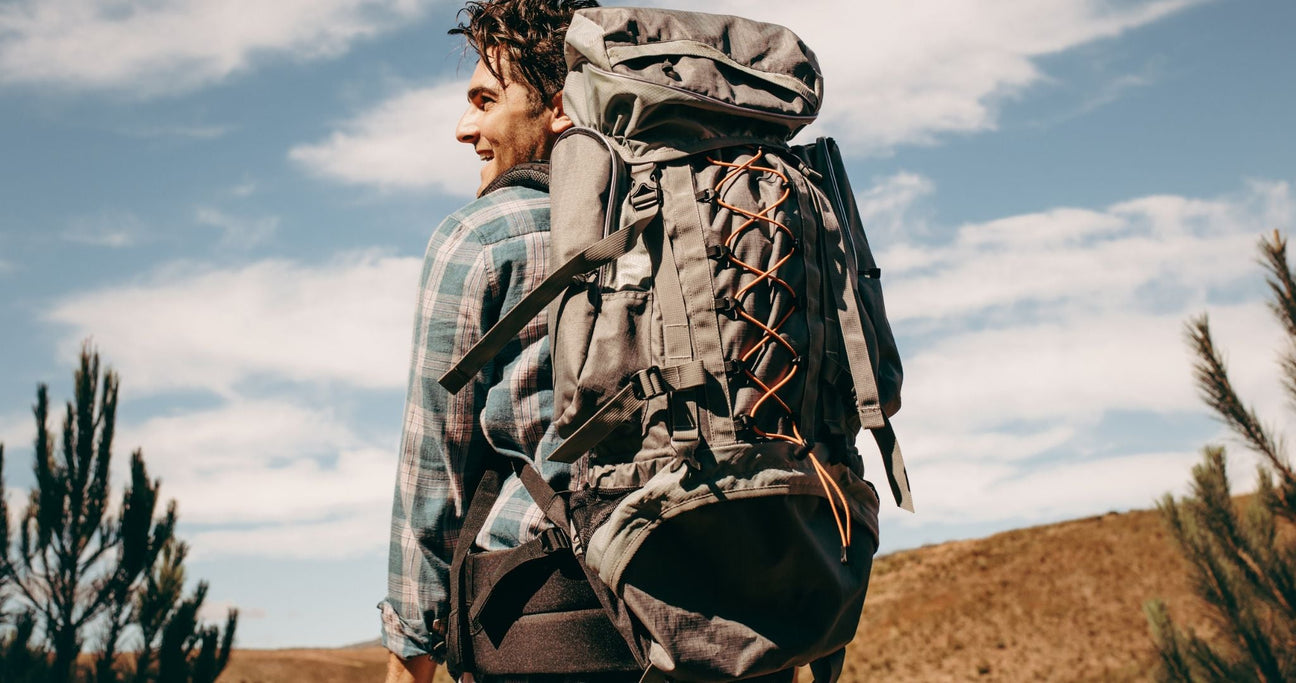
[538,527,570,554]
[714,296,741,319]
[630,366,667,400]
[629,181,659,211]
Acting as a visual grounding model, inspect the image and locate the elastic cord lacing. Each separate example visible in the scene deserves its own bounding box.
[708,150,853,561]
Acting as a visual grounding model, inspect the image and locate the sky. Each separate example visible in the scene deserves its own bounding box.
[2,0,1295,651]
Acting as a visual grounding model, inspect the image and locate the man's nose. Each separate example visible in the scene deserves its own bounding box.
[456,106,479,145]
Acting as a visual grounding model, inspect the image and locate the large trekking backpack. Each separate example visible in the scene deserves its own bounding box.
[440,7,913,681]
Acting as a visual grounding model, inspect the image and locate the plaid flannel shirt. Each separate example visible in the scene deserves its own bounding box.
[379,185,575,661]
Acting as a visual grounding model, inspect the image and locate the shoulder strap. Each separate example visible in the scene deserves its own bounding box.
[440,180,660,393]
[479,161,550,196]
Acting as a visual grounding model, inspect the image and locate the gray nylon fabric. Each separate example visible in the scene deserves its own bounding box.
[562,8,821,163]
[661,162,735,449]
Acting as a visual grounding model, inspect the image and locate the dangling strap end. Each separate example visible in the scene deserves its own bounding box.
[438,367,472,394]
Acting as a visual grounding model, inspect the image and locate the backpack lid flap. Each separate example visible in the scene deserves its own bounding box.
[564,8,823,162]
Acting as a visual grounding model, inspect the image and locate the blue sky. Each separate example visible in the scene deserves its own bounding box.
[2,0,1294,650]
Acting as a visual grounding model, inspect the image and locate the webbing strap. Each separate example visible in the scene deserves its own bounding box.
[661,163,737,446]
[517,460,569,530]
[549,361,707,464]
[451,467,505,574]
[654,199,701,449]
[813,139,914,512]
[815,196,883,428]
[872,417,913,513]
[439,200,660,394]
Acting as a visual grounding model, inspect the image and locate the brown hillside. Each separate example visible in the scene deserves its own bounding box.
[220,507,1211,683]
[845,508,1210,682]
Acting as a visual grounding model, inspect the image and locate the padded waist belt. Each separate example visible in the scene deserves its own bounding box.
[446,465,642,677]
[464,540,641,675]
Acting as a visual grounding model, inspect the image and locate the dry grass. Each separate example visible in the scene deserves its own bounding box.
[845,508,1210,682]
[221,507,1213,682]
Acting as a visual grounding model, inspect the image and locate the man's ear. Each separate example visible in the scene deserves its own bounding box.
[548,90,573,134]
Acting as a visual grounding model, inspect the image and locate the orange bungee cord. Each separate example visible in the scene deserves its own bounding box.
[707,149,853,559]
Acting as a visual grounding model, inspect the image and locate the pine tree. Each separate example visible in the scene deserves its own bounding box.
[0,345,237,682]
[1146,231,1296,682]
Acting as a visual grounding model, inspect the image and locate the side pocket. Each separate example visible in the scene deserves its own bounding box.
[554,290,653,459]
[569,486,639,551]
[548,127,625,428]
[551,278,598,424]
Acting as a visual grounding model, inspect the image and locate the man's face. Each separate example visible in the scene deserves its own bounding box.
[456,51,568,194]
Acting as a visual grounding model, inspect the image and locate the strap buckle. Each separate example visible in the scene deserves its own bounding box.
[628,180,659,211]
[538,527,571,554]
[629,366,667,400]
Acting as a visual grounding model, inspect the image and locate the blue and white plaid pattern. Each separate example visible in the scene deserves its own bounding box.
[379,186,573,661]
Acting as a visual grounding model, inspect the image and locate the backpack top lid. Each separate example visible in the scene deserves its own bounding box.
[563,7,823,163]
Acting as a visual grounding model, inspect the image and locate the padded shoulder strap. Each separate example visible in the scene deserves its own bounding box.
[479,161,550,196]
[440,179,660,394]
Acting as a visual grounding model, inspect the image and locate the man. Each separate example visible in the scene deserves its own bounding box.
[379,2,597,681]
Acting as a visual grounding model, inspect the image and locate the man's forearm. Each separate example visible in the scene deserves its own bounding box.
[386,651,437,683]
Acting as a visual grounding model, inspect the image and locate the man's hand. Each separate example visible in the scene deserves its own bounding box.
[385,651,437,683]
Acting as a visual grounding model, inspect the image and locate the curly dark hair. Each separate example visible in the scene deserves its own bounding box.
[449,0,599,108]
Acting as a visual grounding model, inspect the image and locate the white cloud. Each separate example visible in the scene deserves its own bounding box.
[289,80,478,196]
[898,425,1077,465]
[854,177,1296,530]
[901,304,1275,433]
[0,412,32,455]
[123,399,360,472]
[640,0,1199,154]
[230,180,257,197]
[855,172,935,242]
[886,450,1196,525]
[887,180,1295,436]
[0,0,438,96]
[118,123,232,140]
[47,252,421,395]
[194,207,278,248]
[62,210,148,247]
[166,446,392,525]
[113,397,396,559]
[189,506,389,560]
[884,181,1293,323]
[288,0,1197,193]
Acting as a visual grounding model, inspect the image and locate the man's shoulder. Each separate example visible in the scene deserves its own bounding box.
[443,185,550,247]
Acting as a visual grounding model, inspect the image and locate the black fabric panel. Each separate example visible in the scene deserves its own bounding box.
[463,540,641,675]
[470,608,640,675]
